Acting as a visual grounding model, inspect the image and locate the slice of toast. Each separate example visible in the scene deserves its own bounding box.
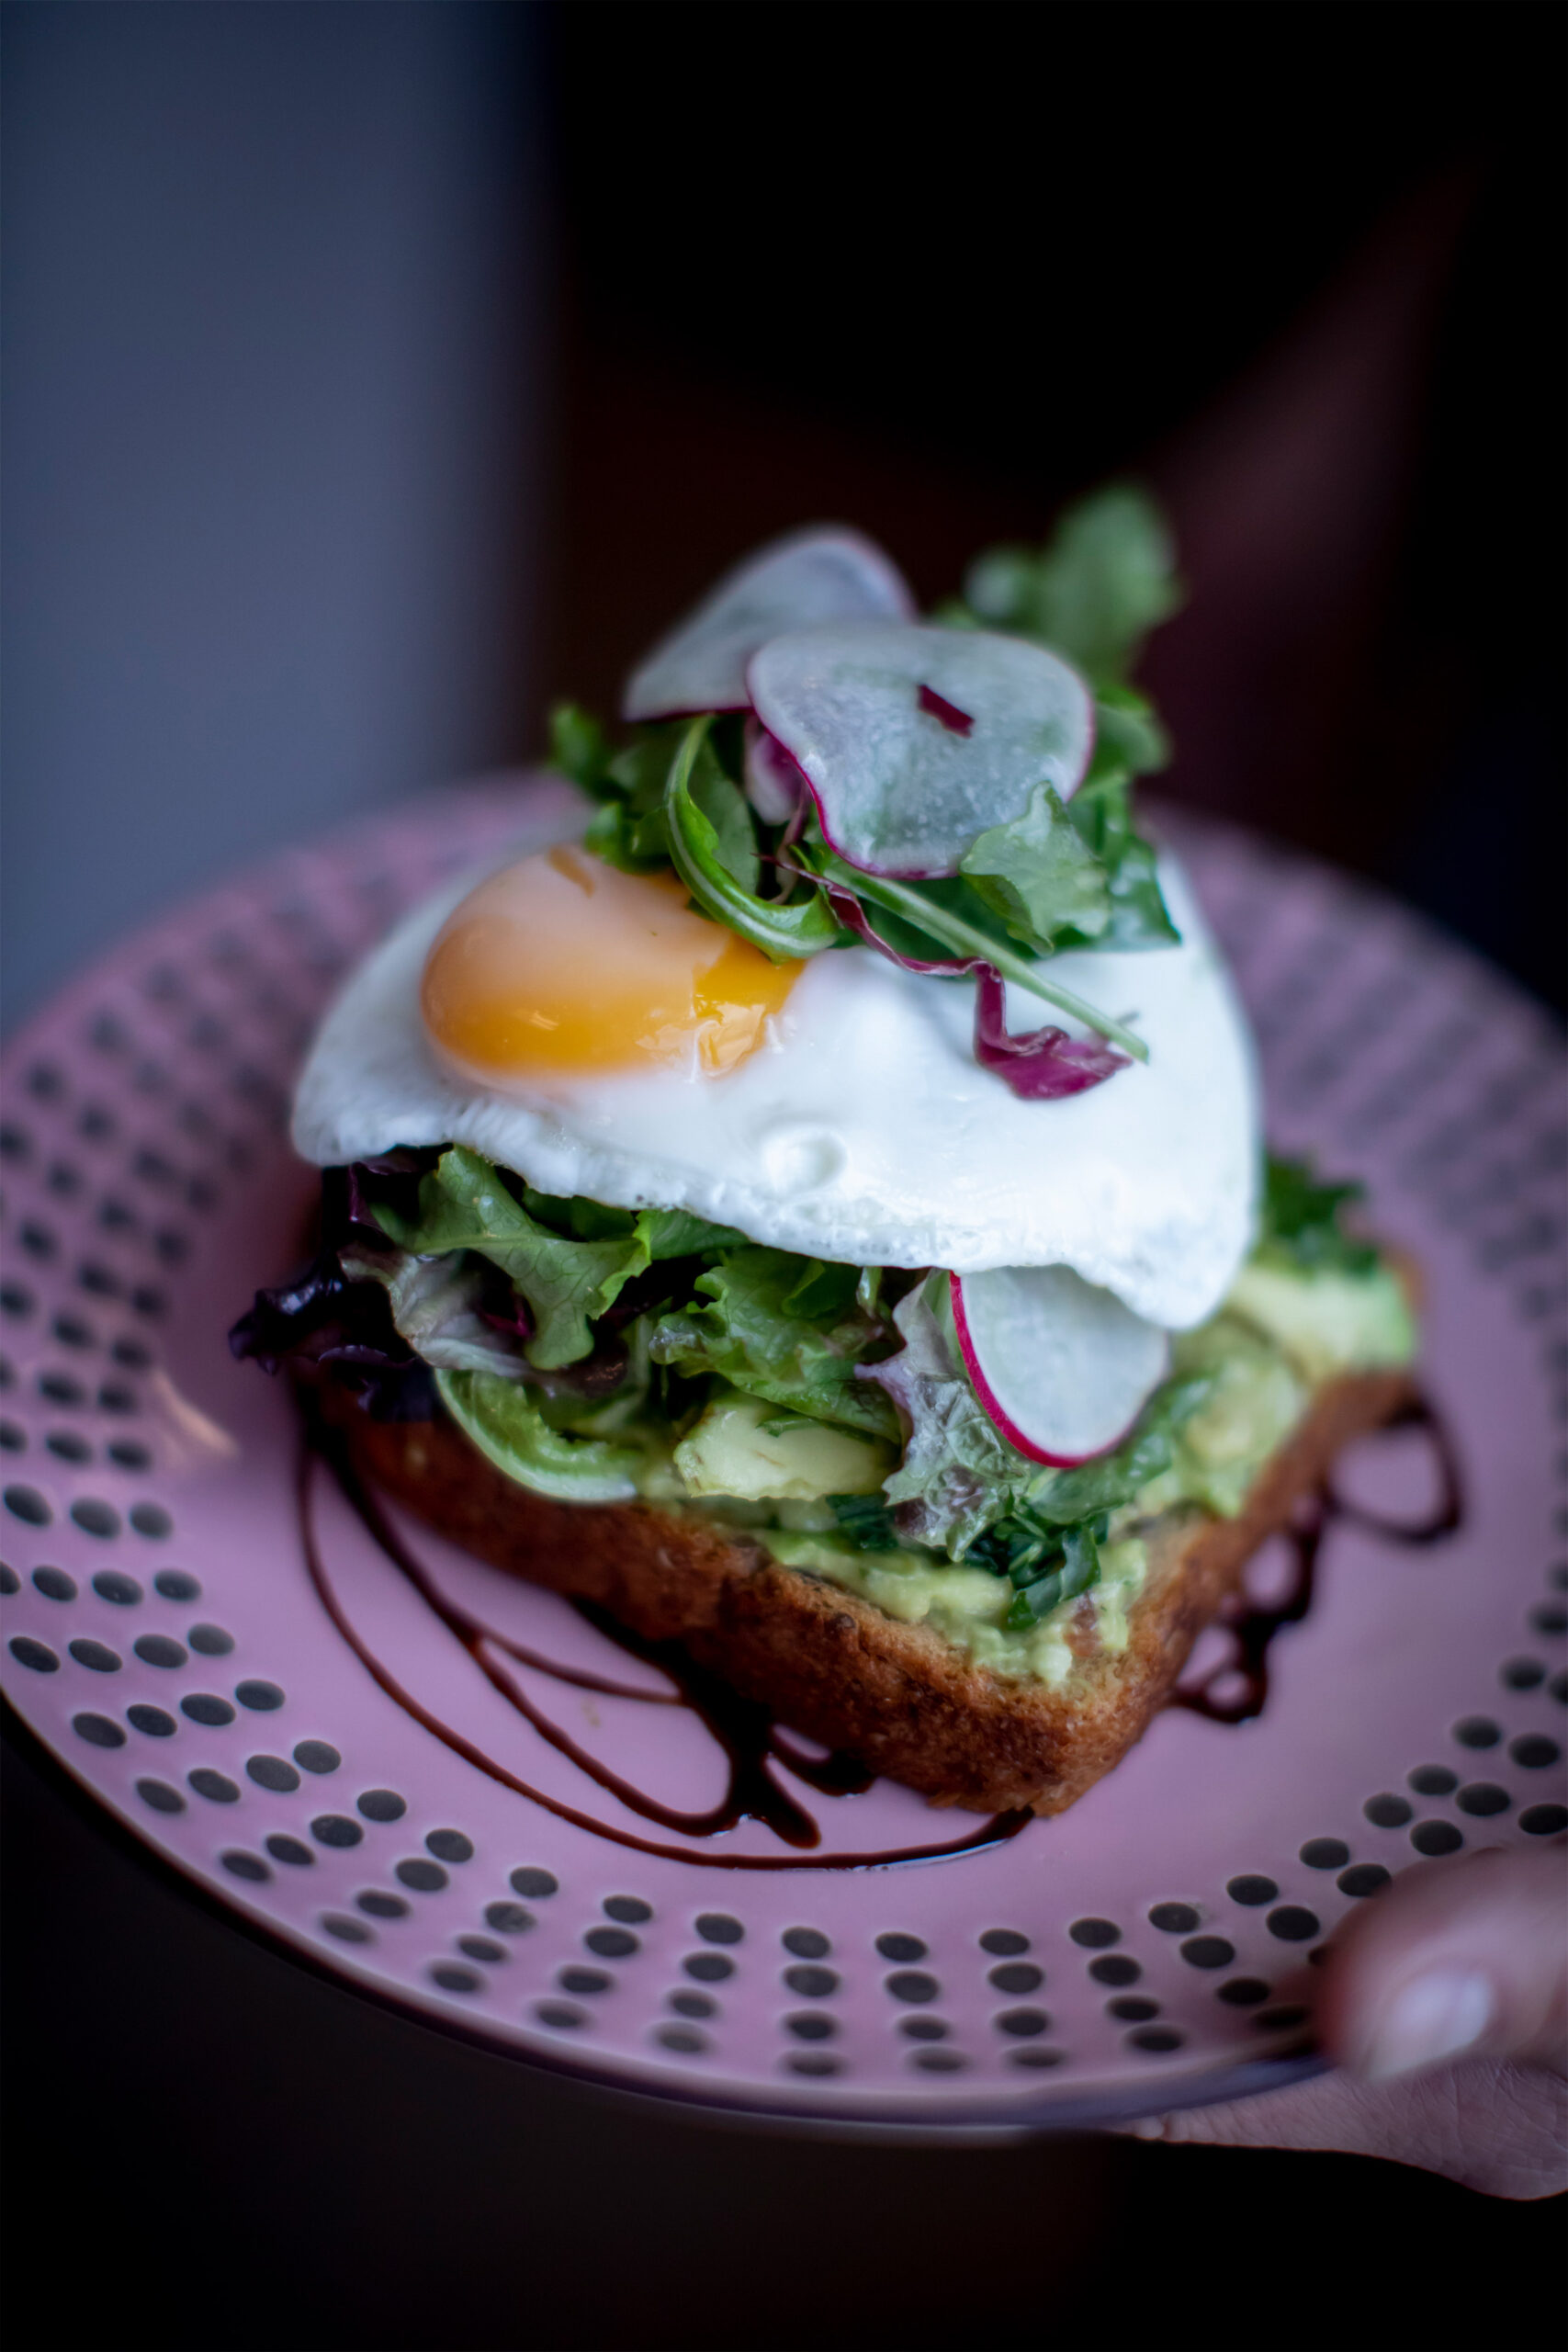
[332,1363,1416,1816]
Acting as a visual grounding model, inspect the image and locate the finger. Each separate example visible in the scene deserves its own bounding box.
[1317,1844,1567,2081]
[1121,2058,1568,2200]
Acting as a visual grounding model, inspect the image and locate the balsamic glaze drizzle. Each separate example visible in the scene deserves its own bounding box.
[1173,1395,1462,1724]
[299,1392,1461,1860]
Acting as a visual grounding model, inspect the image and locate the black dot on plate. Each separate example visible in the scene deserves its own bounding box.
[695,1913,743,1946]
[127,1702,175,1736]
[133,1634,186,1669]
[1109,1996,1160,2022]
[112,1337,150,1371]
[152,1569,200,1602]
[885,1971,940,2005]
[912,2049,968,2073]
[1456,1784,1510,1817]
[356,1891,408,1919]
[73,1712,125,1748]
[901,2017,948,2041]
[5,1486,51,1526]
[657,2026,707,2054]
[1299,1838,1350,1869]
[51,1311,91,1344]
[683,1952,732,1984]
[128,1502,171,1539]
[70,1500,120,1539]
[425,1828,473,1863]
[1520,1804,1568,1837]
[1179,1936,1235,1970]
[322,1916,373,1945]
[978,1928,1030,1956]
[458,1936,507,1965]
[785,2013,836,2041]
[874,1931,927,1963]
[107,1442,152,1473]
[1225,1874,1280,1907]
[137,1779,185,1814]
[312,1815,363,1849]
[1068,1917,1121,1948]
[188,1769,240,1804]
[1337,1863,1392,1896]
[0,1421,21,1453]
[0,1562,17,1595]
[988,1962,1043,1995]
[1217,1978,1271,2007]
[1148,1904,1200,1935]
[68,1637,120,1673]
[1089,1954,1141,1987]
[430,1964,480,1995]
[994,2008,1050,2038]
[535,2003,584,2030]
[92,1570,141,1605]
[670,1991,714,2019]
[187,1623,234,1657]
[558,1968,611,1996]
[9,1636,60,1672]
[784,1965,837,1999]
[180,1693,234,1726]
[222,1849,270,1883]
[1364,1793,1413,1828]
[235,1680,284,1712]
[511,1867,558,1899]
[395,1859,446,1894]
[247,1755,299,1792]
[604,1894,653,1925]
[1531,1603,1568,1637]
[0,1285,36,1321]
[1452,1715,1501,1749]
[485,1901,535,1936]
[1129,2027,1185,2053]
[783,1927,829,1960]
[293,1740,340,1774]
[1010,2046,1066,2070]
[1411,1821,1463,1858]
[96,1384,137,1415]
[785,2052,839,2077]
[1511,1735,1561,1769]
[1254,2005,1312,2032]
[355,1786,406,1821]
[265,1834,314,1867]
[1267,1906,1321,1942]
[1547,1670,1567,1705]
[1410,1765,1458,1796]
[31,1565,77,1601]
[1501,1657,1547,1690]
[39,1372,85,1408]
[585,1927,638,1960]
[46,1433,91,1465]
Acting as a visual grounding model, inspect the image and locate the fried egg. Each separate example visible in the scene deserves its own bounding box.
[293,786,1258,1330]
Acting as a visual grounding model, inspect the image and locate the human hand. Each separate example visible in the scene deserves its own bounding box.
[1122,1844,1567,2199]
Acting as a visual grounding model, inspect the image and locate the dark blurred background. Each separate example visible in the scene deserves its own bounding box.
[3,5,1564,2348]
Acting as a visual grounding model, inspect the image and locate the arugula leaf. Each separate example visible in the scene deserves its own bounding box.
[1064,765,1179,950]
[547,701,615,796]
[664,717,845,960]
[1030,1371,1215,1524]
[435,1368,641,1502]
[686,729,761,893]
[1093,681,1170,776]
[374,1146,744,1370]
[649,1246,899,1441]
[829,1492,902,1551]
[1004,1521,1101,1630]
[963,486,1182,686]
[960,780,1111,952]
[1258,1155,1378,1275]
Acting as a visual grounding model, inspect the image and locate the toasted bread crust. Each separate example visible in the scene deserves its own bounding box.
[334,1368,1416,1815]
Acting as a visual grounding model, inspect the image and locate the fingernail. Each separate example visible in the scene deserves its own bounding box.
[1359,1969,1495,2081]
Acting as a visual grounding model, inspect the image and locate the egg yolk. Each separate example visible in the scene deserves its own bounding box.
[421,842,799,1081]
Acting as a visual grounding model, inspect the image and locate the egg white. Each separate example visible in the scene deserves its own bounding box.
[292,786,1258,1329]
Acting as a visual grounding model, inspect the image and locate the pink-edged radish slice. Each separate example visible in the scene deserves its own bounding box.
[622,527,914,723]
[747,621,1094,877]
[742,718,807,824]
[951,1263,1168,1466]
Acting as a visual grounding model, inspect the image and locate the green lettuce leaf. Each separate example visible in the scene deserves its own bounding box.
[1029,1370,1215,1524]
[435,1368,642,1501]
[1258,1155,1378,1276]
[962,485,1182,686]
[865,1278,1033,1556]
[340,1247,526,1381]
[374,1146,745,1370]
[649,1247,899,1441]
[960,780,1111,952]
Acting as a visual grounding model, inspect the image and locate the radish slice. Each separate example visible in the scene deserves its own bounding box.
[951,1264,1168,1466]
[747,622,1095,876]
[742,719,807,824]
[622,528,914,723]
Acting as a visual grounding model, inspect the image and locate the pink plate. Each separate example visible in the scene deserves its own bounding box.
[2,777,1563,2130]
